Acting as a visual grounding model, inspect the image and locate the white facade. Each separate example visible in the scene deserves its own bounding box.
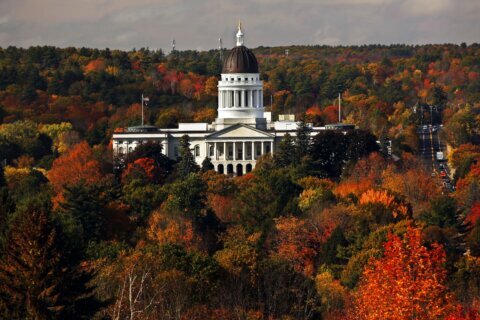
[112,24,337,176]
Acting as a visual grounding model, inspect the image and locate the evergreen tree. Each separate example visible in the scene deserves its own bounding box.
[58,183,105,256]
[0,200,101,319]
[274,133,296,168]
[175,135,200,178]
[201,156,215,172]
[295,114,312,162]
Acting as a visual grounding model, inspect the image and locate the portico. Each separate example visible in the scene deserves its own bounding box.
[205,123,274,175]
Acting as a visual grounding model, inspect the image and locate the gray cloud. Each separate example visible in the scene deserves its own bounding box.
[0,0,478,52]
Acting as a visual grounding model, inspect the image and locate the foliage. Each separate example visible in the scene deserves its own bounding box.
[351,226,454,320]
[47,141,103,206]
[175,135,200,178]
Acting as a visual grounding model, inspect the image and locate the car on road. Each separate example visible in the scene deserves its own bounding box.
[423,125,428,131]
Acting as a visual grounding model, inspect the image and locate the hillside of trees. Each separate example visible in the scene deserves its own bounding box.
[0,44,480,319]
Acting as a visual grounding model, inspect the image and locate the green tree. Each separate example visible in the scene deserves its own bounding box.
[295,114,312,161]
[175,135,200,178]
[236,169,301,233]
[58,183,106,256]
[274,133,296,168]
[201,156,214,172]
[0,197,101,319]
[419,195,460,228]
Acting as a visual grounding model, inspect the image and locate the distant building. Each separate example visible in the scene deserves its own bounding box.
[112,23,354,176]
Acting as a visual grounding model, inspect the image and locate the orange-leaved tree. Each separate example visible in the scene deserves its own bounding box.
[350,225,454,320]
[48,141,103,207]
[271,216,322,277]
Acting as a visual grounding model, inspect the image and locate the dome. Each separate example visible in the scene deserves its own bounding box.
[222,45,259,74]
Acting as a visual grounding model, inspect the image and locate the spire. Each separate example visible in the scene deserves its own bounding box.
[236,20,244,46]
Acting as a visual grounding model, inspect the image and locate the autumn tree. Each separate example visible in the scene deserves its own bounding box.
[125,141,173,179]
[271,216,322,276]
[47,141,103,206]
[351,226,454,320]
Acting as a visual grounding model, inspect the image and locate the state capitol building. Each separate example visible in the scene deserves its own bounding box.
[112,24,352,176]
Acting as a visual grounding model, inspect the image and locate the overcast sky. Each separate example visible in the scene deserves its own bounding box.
[0,0,479,52]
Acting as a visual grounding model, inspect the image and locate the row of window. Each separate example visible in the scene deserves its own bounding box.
[222,76,259,82]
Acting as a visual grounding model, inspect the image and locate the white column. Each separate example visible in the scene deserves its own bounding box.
[252,141,255,159]
[242,90,246,107]
[261,141,265,155]
[223,142,226,160]
[256,90,260,108]
[234,90,238,107]
[260,90,263,108]
[214,142,217,160]
[271,140,274,155]
[249,90,253,108]
[233,142,237,160]
[242,142,245,160]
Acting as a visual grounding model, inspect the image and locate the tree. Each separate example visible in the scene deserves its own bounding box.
[122,157,165,184]
[274,133,296,168]
[271,216,322,276]
[47,141,103,206]
[175,135,199,178]
[419,195,461,228]
[125,141,173,176]
[0,201,100,319]
[235,169,301,233]
[310,130,346,178]
[201,156,214,172]
[351,226,454,320]
[295,114,312,161]
[58,182,106,256]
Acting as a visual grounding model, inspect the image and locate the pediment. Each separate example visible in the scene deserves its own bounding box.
[207,124,274,139]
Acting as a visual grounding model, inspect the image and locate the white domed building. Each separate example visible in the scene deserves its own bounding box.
[112,23,340,176]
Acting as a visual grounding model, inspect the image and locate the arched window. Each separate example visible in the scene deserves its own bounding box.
[194,145,200,157]
[118,147,124,155]
[236,164,243,177]
[209,145,214,157]
[246,163,252,173]
[217,164,224,174]
[227,164,234,175]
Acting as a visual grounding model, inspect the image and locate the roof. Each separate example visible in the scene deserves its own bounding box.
[126,125,159,133]
[222,46,259,74]
[206,123,274,139]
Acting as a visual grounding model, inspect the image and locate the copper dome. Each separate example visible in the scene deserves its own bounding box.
[222,45,258,74]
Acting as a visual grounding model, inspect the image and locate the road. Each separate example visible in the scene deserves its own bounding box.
[417,125,454,192]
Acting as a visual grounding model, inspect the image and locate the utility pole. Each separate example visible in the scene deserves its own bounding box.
[430,105,433,125]
[338,93,341,123]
